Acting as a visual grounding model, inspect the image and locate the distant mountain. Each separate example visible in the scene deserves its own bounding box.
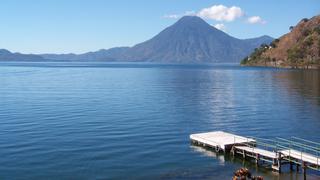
[41,47,129,61]
[1,16,273,63]
[0,49,44,61]
[243,35,275,49]
[43,16,273,63]
[120,16,273,63]
[241,15,320,69]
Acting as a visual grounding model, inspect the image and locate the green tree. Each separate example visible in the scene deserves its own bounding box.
[287,47,304,67]
[314,26,320,34]
[289,26,294,31]
[240,56,249,65]
[304,36,313,47]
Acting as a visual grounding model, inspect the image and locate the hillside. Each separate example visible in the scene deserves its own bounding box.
[42,16,273,63]
[0,49,44,61]
[241,15,320,69]
[41,47,129,61]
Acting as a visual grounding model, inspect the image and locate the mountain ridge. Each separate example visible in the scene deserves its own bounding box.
[241,15,320,69]
[1,16,273,63]
[0,49,44,61]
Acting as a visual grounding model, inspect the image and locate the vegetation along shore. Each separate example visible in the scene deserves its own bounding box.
[241,15,320,69]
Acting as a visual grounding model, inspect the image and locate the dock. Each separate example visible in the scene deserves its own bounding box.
[190,131,320,179]
[190,131,255,151]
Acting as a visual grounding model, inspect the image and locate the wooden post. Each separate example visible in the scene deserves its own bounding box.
[296,164,299,172]
[277,159,281,173]
[272,158,276,171]
[277,153,282,173]
[302,161,306,180]
[255,154,260,166]
[290,162,293,171]
[231,146,235,157]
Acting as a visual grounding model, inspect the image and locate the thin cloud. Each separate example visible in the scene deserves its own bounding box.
[213,23,227,31]
[163,14,180,19]
[163,11,196,19]
[247,16,266,24]
[197,5,244,22]
[164,5,266,27]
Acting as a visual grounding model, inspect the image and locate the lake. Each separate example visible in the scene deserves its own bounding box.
[0,62,319,180]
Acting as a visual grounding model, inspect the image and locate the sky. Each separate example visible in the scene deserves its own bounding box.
[0,0,319,54]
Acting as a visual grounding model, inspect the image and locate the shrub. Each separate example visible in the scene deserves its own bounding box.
[270,41,277,48]
[287,47,304,64]
[240,57,249,65]
[302,29,311,37]
[260,43,269,48]
[304,36,313,46]
[289,26,294,31]
[314,26,320,34]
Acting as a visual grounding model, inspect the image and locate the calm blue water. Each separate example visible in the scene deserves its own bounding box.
[0,62,319,180]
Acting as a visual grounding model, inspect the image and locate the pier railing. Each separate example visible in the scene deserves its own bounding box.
[276,137,320,169]
[191,131,320,176]
[234,136,278,151]
[234,136,319,166]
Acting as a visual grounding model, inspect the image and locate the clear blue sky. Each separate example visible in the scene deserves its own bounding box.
[0,0,319,54]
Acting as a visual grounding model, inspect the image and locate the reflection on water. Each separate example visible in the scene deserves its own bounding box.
[0,62,319,180]
[273,70,320,105]
[191,145,226,164]
[191,144,320,180]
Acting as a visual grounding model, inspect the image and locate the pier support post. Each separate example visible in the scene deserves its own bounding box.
[277,158,282,173]
[290,162,293,171]
[276,153,282,173]
[296,164,299,172]
[302,162,306,180]
[255,154,260,166]
[230,146,235,157]
[272,158,276,171]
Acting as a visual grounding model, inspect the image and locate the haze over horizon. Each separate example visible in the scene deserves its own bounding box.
[0,0,319,54]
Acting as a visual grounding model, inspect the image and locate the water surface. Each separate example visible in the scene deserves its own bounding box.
[0,62,319,180]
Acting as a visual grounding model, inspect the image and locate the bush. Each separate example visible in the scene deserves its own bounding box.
[287,47,304,64]
[318,39,320,56]
[260,43,269,48]
[240,57,249,65]
[302,29,311,36]
[314,26,320,34]
[304,36,313,46]
[289,26,294,31]
[270,41,277,48]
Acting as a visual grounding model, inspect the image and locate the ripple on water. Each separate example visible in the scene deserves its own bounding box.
[0,63,319,179]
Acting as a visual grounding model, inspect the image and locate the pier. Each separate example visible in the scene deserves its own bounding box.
[190,131,320,179]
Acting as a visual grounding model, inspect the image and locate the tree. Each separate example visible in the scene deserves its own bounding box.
[302,29,311,36]
[240,56,249,65]
[260,43,268,48]
[270,41,277,48]
[289,26,294,31]
[304,36,313,47]
[314,26,320,34]
[272,58,277,67]
[287,47,304,67]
